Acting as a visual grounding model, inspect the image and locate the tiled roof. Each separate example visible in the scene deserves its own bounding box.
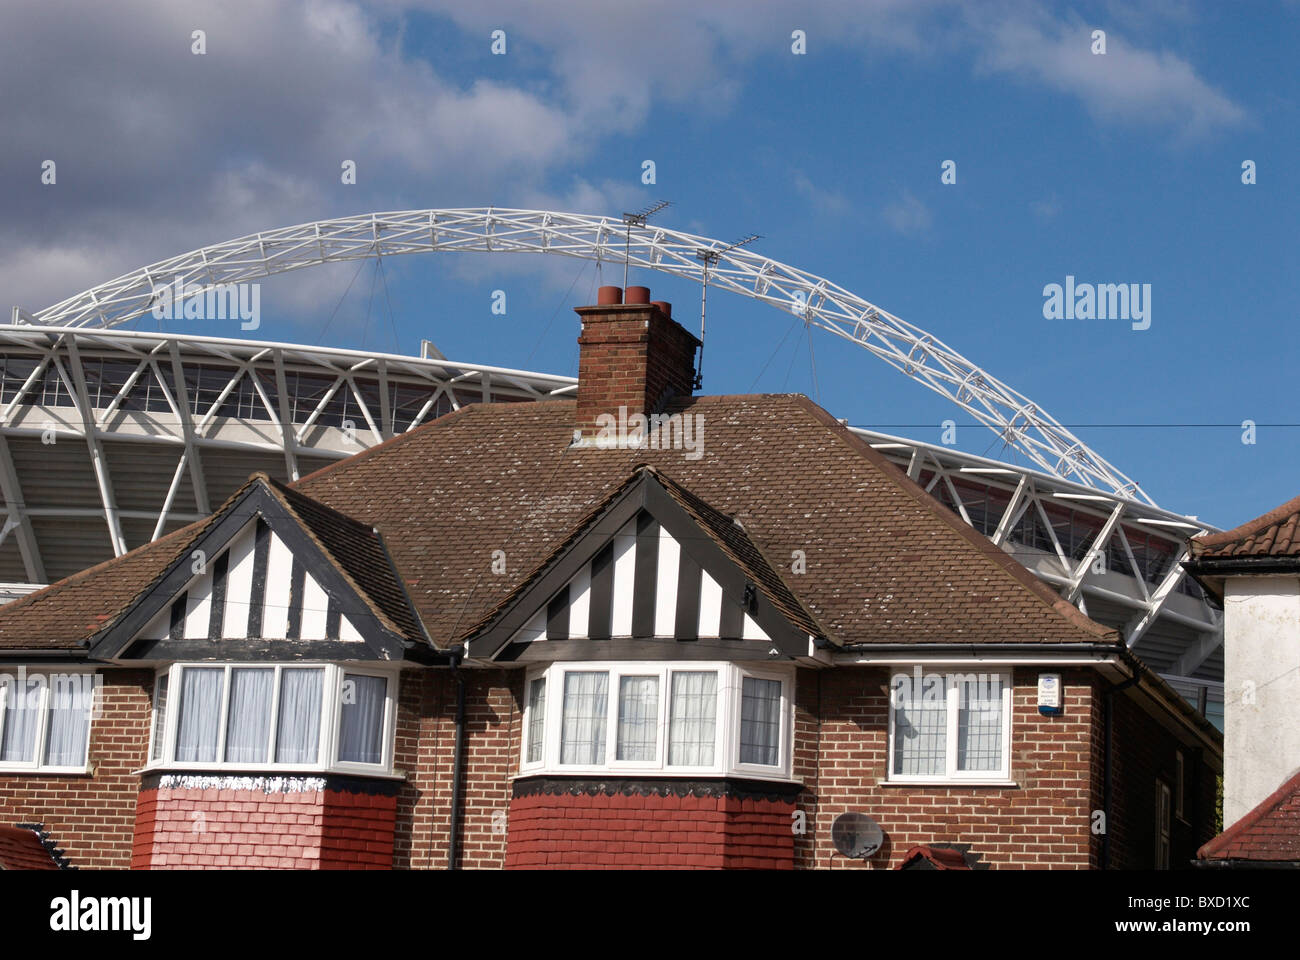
[1199,768,1300,863]
[0,393,1119,652]
[462,465,827,644]
[264,476,426,645]
[0,826,62,870]
[1192,493,1300,559]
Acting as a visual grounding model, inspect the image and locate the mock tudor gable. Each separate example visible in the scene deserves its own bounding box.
[89,475,424,663]
[467,467,824,661]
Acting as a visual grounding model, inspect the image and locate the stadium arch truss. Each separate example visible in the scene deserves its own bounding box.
[6,208,1222,722]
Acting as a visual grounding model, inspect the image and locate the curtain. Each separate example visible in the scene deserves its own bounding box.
[275,668,323,764]
[224,668,274,764]
[338,674,386,765]
[43,674,93,767]
[892,673,947,776]
[174,668,225,763]
[739,676,781,766]
[617,676,658,761]
[668,671,717,766]
[526,677,546,763]
[150,674,169,762]
[956,675,1003,771]
[0,675,42,763]
[560,671,608,765]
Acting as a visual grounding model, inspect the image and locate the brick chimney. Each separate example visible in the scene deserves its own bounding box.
[573,285,701,442]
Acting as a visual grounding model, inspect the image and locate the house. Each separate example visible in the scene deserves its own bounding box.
[0,285,1221,869]
[1186,496,1300,868]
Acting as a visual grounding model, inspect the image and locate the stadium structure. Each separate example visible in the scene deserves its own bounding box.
[3,208,1224,726]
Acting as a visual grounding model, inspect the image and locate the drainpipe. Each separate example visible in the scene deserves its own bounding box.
[1102,672,1141,870]
[447,649,467,871]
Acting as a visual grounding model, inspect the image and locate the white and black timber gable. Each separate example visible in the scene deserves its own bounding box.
[466,467,825,662]
[89,475,431,663]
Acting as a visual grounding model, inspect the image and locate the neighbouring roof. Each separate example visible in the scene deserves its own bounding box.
[896,844,972,870]
[0,825,64,870]
[0,393,1120,653]
[1192,493,1300,559]
[1198,768,1300,864]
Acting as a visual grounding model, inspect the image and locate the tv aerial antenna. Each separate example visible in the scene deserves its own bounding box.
[695,234,760,389]
[621,200,671,291]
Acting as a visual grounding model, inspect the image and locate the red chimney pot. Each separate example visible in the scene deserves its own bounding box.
[597,285,623,305]
[651,300,672,318]
[625,285,651,305]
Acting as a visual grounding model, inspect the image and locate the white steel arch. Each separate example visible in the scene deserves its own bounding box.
[25,208,1154,505]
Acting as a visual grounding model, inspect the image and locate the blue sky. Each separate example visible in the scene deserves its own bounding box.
[3,0,1297,528]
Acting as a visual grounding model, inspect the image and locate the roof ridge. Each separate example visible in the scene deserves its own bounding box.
[1194,492,1300,552]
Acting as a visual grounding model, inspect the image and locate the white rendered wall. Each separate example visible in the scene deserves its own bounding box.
[1222,575,1300,827]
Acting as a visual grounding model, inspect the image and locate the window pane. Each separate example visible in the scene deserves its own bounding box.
[956,675,1003,772]
[151,674,169,762]
[892,673,946,776]
[617,676,659,761]
[275,668,323,764]
[0,675,42,763]
[174,667,225,763]
[740,676,781,766]
[339,674,386,765]
[224,668,274,764]
[668,671,717,766]
[44,674,93,767]
[526,677,546,764]
[560,671,608,765]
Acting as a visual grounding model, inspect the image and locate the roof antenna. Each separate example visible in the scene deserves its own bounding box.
[694,234,760,390]
[621,200,671,291]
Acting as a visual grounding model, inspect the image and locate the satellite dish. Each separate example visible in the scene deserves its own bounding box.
[831,812,884,859]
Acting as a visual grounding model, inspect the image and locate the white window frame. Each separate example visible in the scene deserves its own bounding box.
[0,669,96,775]
[519,661,794,782]
[145,662,398,776]
[886,668,1013,784]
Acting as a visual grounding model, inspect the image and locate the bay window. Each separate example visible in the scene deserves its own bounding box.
[0,670,95,773]
[888,669,1012,782]
[148,663,396,775]
[521,662,793,780]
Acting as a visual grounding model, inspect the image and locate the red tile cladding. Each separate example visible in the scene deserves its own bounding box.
[1199,767,1300,863]
[505,788,795,869]
[132,785,395,870]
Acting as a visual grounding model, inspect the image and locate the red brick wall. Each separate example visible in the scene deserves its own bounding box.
[0,668,151,869]
[133,782,396,869]
[391,668,521,869]
[505,788,795,869]
[574,302,699,438]
[792,666,1098,869]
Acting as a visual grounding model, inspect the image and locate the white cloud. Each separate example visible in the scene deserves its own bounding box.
[793,172,849,216]
[882,190,932,235]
